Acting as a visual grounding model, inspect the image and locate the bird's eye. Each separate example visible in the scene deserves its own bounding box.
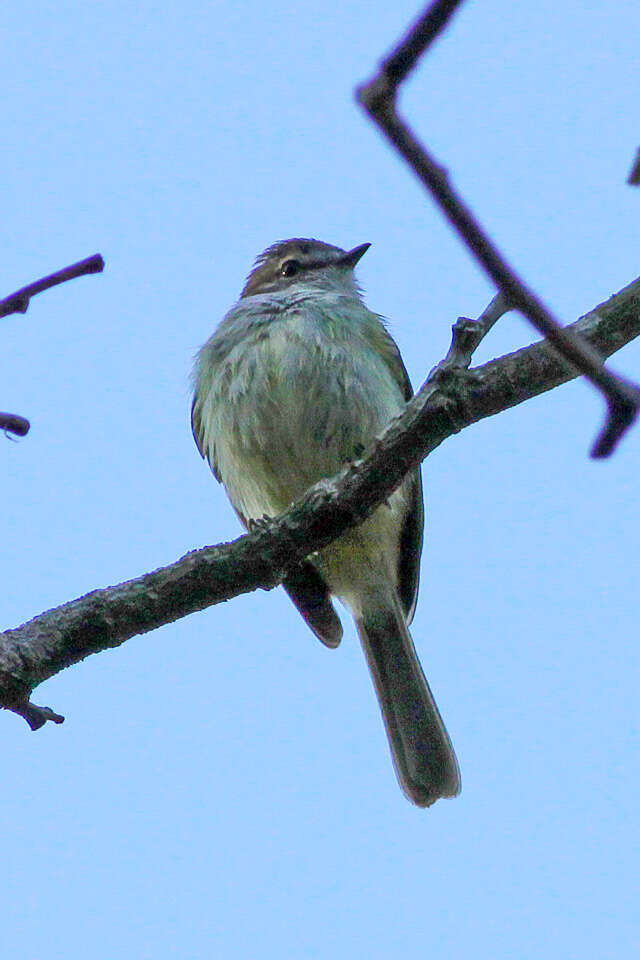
[281,259,301,278]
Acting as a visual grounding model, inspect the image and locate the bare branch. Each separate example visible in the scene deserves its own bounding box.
[356,1,640,458]
[0,254,105,320]
[1,254,105,440]
[1,412,30,438]
[11,701,65,731]
[431,293,512,375]
[2,275,638,727]
[381,0,465,84]
[628,147,640,186]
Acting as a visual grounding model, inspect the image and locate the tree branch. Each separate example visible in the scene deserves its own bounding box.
[430,293,512,374]
[2,254,105,440]
[356,0,640,458]
[2,275,638,726]
[1,412,30,438]
[0,254,105,320]
[628,147,640,186]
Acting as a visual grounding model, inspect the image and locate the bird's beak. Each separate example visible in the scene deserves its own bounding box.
[340,243,371,268]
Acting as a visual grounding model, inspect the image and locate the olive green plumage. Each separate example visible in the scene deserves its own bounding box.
[192,239,459,806]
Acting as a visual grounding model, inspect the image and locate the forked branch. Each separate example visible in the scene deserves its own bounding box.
[356,0,639,457]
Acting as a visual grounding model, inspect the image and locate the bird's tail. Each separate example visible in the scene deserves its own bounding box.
[356,594,460,807]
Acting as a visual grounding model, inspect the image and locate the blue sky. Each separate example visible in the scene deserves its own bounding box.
[2,1,639,958]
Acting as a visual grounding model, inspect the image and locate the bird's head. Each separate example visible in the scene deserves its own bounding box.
[240,238,370,298]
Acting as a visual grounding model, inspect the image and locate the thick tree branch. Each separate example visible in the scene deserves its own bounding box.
[356,0,640,457]
[2,276,638,725]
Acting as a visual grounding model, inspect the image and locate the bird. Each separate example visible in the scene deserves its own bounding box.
[191,238,460,806]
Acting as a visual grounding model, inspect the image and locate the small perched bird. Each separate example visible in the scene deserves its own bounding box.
[191,239,460,806]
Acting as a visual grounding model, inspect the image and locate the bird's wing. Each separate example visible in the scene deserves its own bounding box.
[190,392,221,481]
[282,562,343,649]
[364,317,425,624]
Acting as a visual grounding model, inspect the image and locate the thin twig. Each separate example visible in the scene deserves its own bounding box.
[11,701,64,731]
[0,254,105,320]
[356,0,640,458]
[2,254,105,440]
[628,147,640,186]
[382,0,465,84]
[1,412,30,438]
[2,275,638,728]
[433,292,512,374]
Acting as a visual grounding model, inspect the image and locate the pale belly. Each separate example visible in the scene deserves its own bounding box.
[212,365,409,612]
[199,317,411,612]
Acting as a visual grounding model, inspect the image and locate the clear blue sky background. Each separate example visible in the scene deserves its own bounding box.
[3,1,639,957]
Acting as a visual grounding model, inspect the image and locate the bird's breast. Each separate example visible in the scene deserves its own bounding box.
[200,311,405,521]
